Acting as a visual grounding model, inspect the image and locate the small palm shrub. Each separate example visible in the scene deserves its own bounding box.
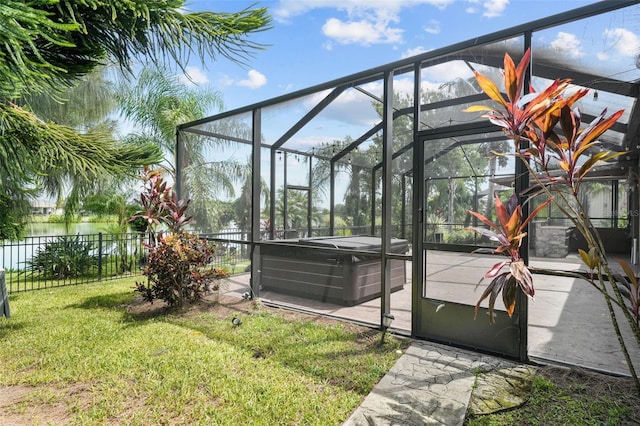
[26,235,97,279]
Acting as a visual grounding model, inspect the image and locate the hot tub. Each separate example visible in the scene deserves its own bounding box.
[259,236,408,306]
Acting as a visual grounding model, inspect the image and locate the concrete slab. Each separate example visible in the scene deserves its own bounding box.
[343,341,517,426]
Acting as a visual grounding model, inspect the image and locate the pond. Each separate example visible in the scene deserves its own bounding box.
[23,222,109,237]
[1,222,119,271]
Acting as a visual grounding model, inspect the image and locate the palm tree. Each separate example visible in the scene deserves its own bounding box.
[116,66,224,174]
[0,1,272,239]
[19,67,116,132]
[117,67,266,234]
[17,67,134,223]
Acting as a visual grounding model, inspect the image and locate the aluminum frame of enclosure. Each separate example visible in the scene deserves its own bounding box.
[177,0,640,361]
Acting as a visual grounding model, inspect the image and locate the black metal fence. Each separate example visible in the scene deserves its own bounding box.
[2,232,248,294]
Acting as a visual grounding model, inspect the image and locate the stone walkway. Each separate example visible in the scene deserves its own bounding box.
[343,340,529,426]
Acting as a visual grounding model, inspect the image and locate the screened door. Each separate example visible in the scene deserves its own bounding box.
[412,127,527,360]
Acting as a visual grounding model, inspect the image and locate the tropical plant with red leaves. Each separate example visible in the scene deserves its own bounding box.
[467,194,551,320]
[129,166,226,308]
[135,233,228,307]
[130,166,193,246]
[466,48,640,394]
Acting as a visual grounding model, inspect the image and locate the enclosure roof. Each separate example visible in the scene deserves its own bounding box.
[179,0,640,161]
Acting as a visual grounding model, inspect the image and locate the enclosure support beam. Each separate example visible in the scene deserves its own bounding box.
[411,62,424,335]
[175,130,183,198]
[283,152,288,233]
[370,170,376,236]
[251,109,262,298]
[308,158,313,237]
[401,176,406,240]
[272,86,347,150]
[381,69,394,328]
[330,161,336,235]
[270,150,276,240]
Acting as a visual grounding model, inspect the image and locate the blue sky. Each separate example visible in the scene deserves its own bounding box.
[177,0,622,114]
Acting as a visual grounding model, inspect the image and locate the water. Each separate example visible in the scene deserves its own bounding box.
[2,222,113,271]
[23,222,106,237]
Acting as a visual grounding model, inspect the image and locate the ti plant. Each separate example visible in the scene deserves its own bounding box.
[131,166,227,308]
[466,48,640,394]
[130,166,194,246]
[467,194,550,320]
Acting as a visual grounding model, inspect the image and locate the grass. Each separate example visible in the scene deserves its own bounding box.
[465,370,639,426]
[0,278,408,425]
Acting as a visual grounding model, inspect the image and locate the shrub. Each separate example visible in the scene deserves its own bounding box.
[131,167,229,307]
[135,233,229,307]
[444,229,477,245]
[26,235,97,279]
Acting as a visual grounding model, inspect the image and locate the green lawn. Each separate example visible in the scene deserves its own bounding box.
[0,278,408,425]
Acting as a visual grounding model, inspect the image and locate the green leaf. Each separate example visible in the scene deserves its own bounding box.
[578,248,599,270]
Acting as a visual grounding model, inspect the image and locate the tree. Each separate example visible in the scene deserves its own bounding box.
[116,66,224,171]
[19,66,116,132]
[0,1,272,239]
[117,67,271,233]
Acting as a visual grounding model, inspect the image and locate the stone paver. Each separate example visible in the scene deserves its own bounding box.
[467,365,537,416]
[343,340,516,426]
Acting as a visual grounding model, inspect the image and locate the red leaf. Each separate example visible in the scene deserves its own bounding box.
[485,261,508,279]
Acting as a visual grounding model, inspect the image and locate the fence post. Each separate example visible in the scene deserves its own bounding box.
[98,233,103,281]
[1,269,10,318]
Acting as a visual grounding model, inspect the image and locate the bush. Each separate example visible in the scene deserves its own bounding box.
[135,233,229,307]
[26,235,97,279]
[444,229,477,245]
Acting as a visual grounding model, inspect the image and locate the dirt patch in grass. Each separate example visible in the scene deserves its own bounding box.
[0,383,93,426]
[536,365,640,420]
[126,291,367,332]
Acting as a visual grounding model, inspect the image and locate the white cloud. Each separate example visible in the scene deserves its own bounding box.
[273,0,455,22]
[280,83,295,92]
[217,70,267,89]
[217,74,235,87]
[482,0,508,18]
[425,20,440,35]
[178,66,209,86]
[422,60,474,83]
[274,0,455,46]
[238,70,267,89]
[603,28,640,57]
[322,17,403,45]
[464,0,506,17]
[550,32,584,58]
[402,46,428,59]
